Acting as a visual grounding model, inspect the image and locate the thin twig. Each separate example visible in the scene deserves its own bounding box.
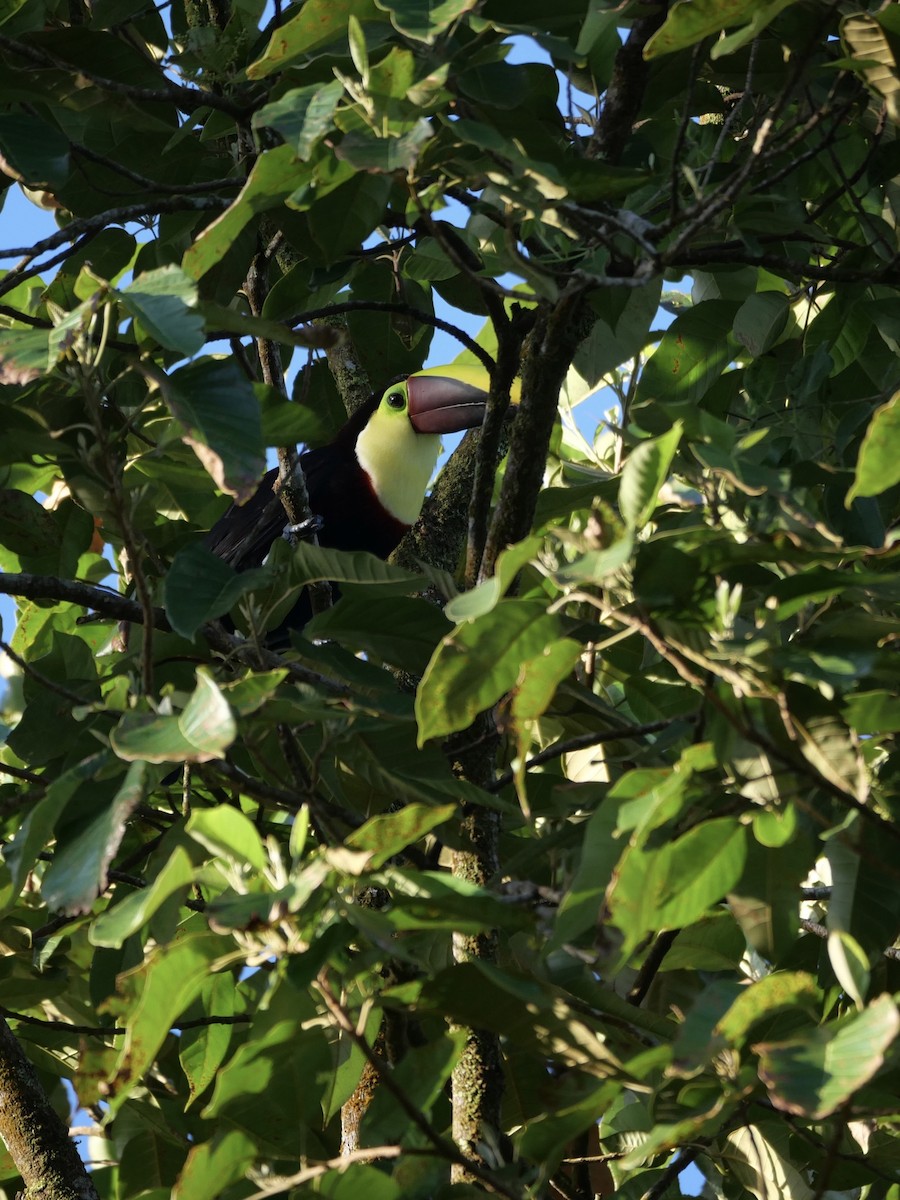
[290,301,496,374]
[0,32,251,118]
[628,930,680,1006]
[800,918,900,961]
[0,755,43,784]
[314,972,520,1200]
[488,718,679,793]
[0,196,230,261]
[639,1144,705,1200]
[0,572,347,694]
[0,231,101,298]
[241,1145,408,1200]
[70,141,241,198]
[0,1006,250,1037]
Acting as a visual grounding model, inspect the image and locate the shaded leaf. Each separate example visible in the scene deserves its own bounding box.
[119,265,204,356]
[167,358,266,504]
[164,544,267,641]
[247,0,384,78]
[755,995,900,1118]
[42,761,148,914]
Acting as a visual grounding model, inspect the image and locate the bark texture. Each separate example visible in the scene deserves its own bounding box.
[0,1018,100,1200]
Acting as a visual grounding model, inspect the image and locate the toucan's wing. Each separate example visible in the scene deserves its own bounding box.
[203,467,283,569]
[299,442,408,557]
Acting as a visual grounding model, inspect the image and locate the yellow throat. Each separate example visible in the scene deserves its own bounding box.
[354,381,442,525]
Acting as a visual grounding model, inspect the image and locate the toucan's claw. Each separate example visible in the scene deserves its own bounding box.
[282,514,325,544]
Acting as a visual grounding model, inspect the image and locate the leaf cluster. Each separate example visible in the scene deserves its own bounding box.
[0,2,899,1199]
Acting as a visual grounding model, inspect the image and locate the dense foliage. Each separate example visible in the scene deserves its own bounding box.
[0,1,899,1197]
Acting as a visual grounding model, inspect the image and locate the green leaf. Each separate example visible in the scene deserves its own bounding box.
[185,806,267,872]
[645,0,796,59]
[511,638,582,726]
[362,1029,466,1142]
[827,929,870,1012]
[164,544,267,641]
[0,327,53,385]
[178,670,238,759]
[172,1130,255,1200]
[347,803,456,868]
[307,173,394,260]
[636,302,737,405]
[3,753,106,892]
[180,975,237,1110]
[247,0,384,78]
[304,592,450,673]
[288,542,423,592]
[733,292,790,357]
[444,535,543,622]
[716,972,821,1046]
[102,930,227,1115]
[251,80,344,159]
[335,121,432,172]
[552,806,623,945]
[0,113,70,187]
[551,530,634,586]
[843,13,900,126]
[575,279,662,384]
[724,1124,816,1200]
[728,836,812,960]
[374,0,479,43]
[0,489,62,558]
[182,146,305,279]
[416,600,561,745]
[111,670,236,764]
[347,12,369,78]
[167,358,265,504]
[847,390,900,505]
[609,819,746,958]
[90,846,195,947]
[754,995,900,1118]
[619,422,682,529]
[0,0,29,28]
[42,762,148,915]
[118,265,204,356]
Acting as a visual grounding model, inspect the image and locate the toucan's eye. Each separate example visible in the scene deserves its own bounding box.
[386,391,405,410]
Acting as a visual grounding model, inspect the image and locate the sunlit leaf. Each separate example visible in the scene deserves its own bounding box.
[102,929,228,1115]
[416,600,560,744]
[847,390,900,505]
[619,423,682,529]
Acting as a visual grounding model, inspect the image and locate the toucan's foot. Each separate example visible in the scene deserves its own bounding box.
[282,515,324,544]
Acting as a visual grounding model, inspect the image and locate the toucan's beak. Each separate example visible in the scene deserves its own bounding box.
[406,373,488,435]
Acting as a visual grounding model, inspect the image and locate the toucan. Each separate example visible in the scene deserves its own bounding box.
[204,365,491,638]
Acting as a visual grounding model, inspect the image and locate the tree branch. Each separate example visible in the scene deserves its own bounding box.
[314,972,520,1200]
[480,293,593,579]
[487,717,681,793]
[0,573,346,694]
[0,196,230,261]
[291,301,496,374]
[589,1,672,163]
[0,1016,100,1200]
[0,32,252,118]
